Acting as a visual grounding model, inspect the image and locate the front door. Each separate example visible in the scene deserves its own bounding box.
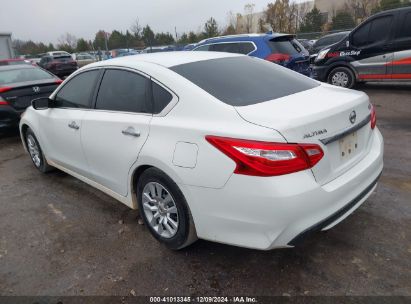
[81,68,152,196]
[391,10,411,80]
[39,70,101,176]
[350,14,394,81]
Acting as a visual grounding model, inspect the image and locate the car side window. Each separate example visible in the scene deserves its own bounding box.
[193,45,210,51]
[397,12,411,39]
[152,81,173,114]
[54,70,100,108]
[95,69,150,113]
[352,16,392,47]
[210,43,240,53]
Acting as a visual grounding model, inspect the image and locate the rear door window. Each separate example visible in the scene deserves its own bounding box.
[95,69,150,113]
[209,42,255,54]
[55,70,100,108]
[171,56,319,106]
[268,37,303,55]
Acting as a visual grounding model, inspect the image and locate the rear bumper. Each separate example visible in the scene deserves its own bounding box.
[49,67,77,77]
[182,128,384,250]
[0,105,21,129]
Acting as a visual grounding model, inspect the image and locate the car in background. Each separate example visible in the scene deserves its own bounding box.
[192,33,311,76]
[0,65,62,130]
[298,39,314,51]
[46,51,71,57]
[117,50,141,57]
[183,43,197,51]
[72,53,96,67]
[313,7,411,88]
[310,31,350,60]
[141,45,177,53]
[0,59,32,66]
[38,54,78,78]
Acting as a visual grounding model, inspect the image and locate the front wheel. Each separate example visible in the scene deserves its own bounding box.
[327,67,355,89]
[25,128,53,173]
[137,168,197,250]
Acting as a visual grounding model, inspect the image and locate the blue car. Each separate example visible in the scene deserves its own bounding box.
[192,33,311,76]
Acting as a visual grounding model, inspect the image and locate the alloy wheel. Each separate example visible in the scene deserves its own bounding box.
[27,134,41,168]
[331,71,349,87]
[142,182,179,238]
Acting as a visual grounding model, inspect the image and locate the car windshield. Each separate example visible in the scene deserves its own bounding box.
[0,67,54,85]
[171,56,319,106]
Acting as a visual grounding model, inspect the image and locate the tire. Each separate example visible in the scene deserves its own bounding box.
[327,66,356,89]
[25,128,54,173]
[137,168,197,250]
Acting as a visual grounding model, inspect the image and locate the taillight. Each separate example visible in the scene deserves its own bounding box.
[0,97,9,105]
[265,53,291,64]
[205,136,324,177]
[55,79,63,85]
[0,86,12,93]
[370,104,377,129]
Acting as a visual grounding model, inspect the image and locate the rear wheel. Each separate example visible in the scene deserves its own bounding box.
[25,128,53,173]
[137,168,197,250]
[327,67,355,89]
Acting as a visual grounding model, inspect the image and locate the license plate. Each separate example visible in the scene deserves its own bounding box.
[339,131,358,160]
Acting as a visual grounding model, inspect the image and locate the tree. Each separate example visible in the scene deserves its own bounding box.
[244,4,256,33]
[222,25,237,35]
[108,30,126,49]
[93,30,108,50]
[344,0,379,23]
[142,25,156,47]
[57,33,77,52]
[76,38,89,52]
[373,0,407,12]
[203,17,219,38]
[155,32,175,45]
[187,31,199,43]
[130,17,142,39]
[178,33,189,44]
[265,0,298,33]
[331,10,356,30]
[298,6,324,33]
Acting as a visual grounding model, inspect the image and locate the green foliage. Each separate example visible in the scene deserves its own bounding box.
[299,7,324,33]
[93,30,108,50]
[155,32,175,45]
[203,17,219,38]
[142,25,156,46]
[108,30,126,49]
[331,10,356,30]
[76,38,90,52]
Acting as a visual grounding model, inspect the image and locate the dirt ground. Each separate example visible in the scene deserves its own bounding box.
[0,83,410,297]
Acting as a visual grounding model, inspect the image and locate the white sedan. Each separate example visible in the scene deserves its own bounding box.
[19,52,383,250]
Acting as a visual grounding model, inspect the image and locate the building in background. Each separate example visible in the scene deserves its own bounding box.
[0,33,14,59]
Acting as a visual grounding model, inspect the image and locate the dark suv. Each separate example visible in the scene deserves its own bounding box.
[313,7,411,88]
[39,55,78,77]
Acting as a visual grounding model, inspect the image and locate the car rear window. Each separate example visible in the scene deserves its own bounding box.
[0,67,54,85]
[268,37,303,55]
[53,56,72,62]
[171,56,319,106]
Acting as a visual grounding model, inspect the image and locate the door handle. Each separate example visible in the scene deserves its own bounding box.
[122,127,140,137]
[68,121,80,130]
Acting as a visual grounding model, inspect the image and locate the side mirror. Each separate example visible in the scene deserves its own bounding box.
[32,97,51,110]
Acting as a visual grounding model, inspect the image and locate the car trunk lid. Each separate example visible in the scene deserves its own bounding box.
[235,84,374,185]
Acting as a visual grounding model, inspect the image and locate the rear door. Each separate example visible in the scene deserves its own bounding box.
[350,15,395,81]
[81,68,152,196]
[39,70,100,176]
[390,10,411,80]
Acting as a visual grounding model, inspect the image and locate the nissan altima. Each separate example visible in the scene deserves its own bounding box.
[19,52,383,250]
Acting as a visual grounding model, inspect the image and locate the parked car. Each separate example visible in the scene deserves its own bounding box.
[141,45,177,53]
[46,51,71,57]
[298,38,314,51]
[0,59,32,66]
[19,52,383,250]
[117,50,141,57]
[183,43,197,51]
[193,33,311,76]
[38,54,78,77]
[72,53,96,67]
[313,7,411,88]
[0,65,62,130]
[310,31,351,59]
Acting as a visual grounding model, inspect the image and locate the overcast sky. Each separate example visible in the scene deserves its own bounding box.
[1,0,306,44]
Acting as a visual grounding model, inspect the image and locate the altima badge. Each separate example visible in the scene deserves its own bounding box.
[32,86,41,93]
[349,111,356,124]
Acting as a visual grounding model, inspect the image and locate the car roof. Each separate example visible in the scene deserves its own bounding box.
[318,31,350,39]
[197,33,294,44]
[89,51,242,68]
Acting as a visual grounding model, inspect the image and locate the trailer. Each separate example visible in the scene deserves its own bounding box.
[0,33,14,60]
